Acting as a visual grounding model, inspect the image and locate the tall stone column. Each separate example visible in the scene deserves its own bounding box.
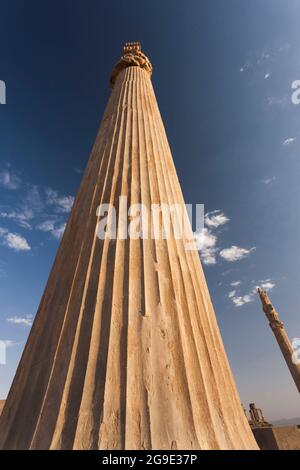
[258,288,300,394]
[0,43,258,450]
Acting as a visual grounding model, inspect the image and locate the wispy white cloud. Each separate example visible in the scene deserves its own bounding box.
[25,186,44,214]
[232,293,255,307]
[267,96,289,107]
[0,185,42,231]
[0,170,21,190]
[240,61,252,73]
[229,279,275,308]
[204,210,230,229]
[220,246,255,262]
[45,188,74,213]
[0,211,32,229]
[260,281,275,291]
[195,209,231,265]
[256,50,271,64]
[196,210,255,267]
[240,45,288,77]
[36,221,55,232]
[239,49,271,75]
[0,165,74,249]
[0,227,31,251]
[51,223,66,239]
[231,281,241,287]
[261,176,276,186]
[7,315,33,327]
[195,228,217,265]
[5,233,30,251]
[283,137,296,146]
[36,220,66,239]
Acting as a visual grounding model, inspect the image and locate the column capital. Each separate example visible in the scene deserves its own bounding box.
[110,42,153,88]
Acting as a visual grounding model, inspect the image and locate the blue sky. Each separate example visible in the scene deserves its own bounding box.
[0,0,300,421]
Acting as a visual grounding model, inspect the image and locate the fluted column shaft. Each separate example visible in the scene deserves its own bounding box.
[271,324,300,394]
[0,66,258,450]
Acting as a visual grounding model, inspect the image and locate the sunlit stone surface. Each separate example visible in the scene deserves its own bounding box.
[0,43,257,450]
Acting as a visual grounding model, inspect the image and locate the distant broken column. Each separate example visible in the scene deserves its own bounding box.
[248,403,271,428]
[258,288,300,394]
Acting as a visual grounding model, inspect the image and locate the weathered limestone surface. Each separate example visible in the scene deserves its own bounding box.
[253,426,300,450]
[0,45,258,450]
[258,288,300,394]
